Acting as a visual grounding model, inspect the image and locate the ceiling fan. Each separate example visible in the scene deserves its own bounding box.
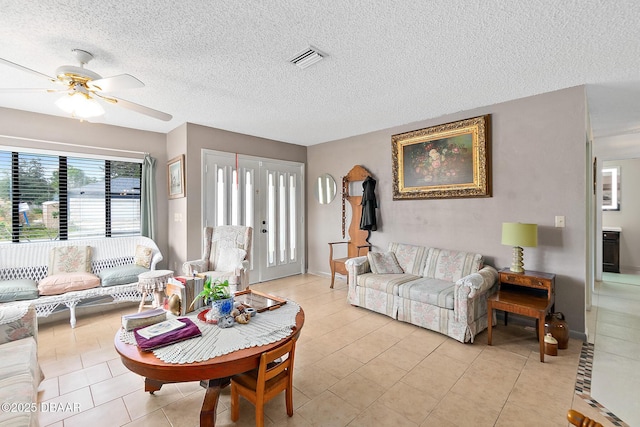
[0,48,172,121]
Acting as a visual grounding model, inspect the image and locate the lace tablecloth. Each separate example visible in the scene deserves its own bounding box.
[119,300,300,364]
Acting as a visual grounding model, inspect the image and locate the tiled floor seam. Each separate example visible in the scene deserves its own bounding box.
[575,342,628,427]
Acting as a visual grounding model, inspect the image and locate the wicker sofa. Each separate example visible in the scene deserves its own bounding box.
[0,236,162,328]
[346,242,498,343]
[0,303,42,426]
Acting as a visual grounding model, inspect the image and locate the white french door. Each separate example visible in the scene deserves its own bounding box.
[258,159,304,281]
[202,150,305,283]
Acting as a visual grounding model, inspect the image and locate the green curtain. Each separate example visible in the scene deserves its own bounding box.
[141,154,157,240]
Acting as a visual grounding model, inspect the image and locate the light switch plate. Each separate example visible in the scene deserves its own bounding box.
[555,216,565,228]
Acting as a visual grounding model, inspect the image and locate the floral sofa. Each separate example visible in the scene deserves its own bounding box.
[346,242,498,343]
[0,236,163,328]
[0,303,42,426]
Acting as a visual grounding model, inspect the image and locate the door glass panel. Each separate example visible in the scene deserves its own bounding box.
[244,170,254,231]
[289,175,297,261]
[267,172,276,265]
[216,168,225,226]
[278,174,287,263]
[231,169,238,225]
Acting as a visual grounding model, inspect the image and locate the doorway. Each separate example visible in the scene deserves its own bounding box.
[595,158,640,280]
[202,150,305,284]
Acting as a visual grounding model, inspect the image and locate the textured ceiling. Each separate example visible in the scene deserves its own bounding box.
[1,1,640,146]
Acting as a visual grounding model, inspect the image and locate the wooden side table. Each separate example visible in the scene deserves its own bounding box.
[487,268,555,362]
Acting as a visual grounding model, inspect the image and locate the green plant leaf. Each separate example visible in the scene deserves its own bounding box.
[188,278,231,309]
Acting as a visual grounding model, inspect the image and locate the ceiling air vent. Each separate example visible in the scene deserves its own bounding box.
[289,46,325,69]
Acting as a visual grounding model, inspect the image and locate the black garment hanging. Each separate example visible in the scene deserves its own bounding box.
[359,176,378,231]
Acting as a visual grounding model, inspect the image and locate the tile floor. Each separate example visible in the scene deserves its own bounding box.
[36,274,616,426]
[587,272,640,427]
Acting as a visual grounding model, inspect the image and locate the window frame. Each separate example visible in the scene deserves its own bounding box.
[0,148,142,243]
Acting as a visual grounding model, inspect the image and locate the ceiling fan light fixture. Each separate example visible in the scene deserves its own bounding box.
[55,92,104,119]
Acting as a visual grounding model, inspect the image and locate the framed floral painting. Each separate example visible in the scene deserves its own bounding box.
[392,115,491,200]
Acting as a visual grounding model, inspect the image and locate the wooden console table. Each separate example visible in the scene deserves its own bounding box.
[487,268,555,362]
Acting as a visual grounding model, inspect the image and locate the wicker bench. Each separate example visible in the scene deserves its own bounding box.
[0,236,163,328]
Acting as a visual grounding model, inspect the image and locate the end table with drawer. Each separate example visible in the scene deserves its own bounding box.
[487,268,556,362]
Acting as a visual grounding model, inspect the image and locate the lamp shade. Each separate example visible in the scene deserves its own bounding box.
[501,223,538,247]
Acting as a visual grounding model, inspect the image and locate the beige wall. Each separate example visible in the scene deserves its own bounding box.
[0,108,170,266]
[0,87,590,335]
[166,123,188,272]
[307,86,588,334]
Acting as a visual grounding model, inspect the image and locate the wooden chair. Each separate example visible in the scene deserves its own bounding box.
[230,337,297,427]
[328,165,373,288]
[567,409,603,427]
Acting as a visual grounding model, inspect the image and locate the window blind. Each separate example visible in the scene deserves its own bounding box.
[0,149,141,243]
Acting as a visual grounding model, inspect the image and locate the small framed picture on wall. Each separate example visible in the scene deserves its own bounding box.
[168,155,186,199]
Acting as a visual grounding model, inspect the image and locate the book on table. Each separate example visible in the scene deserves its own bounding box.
[121,308,167,331]
[133,318,202,351]
[165,276,205,315]
[136,318,187,339]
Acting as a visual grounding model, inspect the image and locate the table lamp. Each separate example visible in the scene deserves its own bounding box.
[501,222,538,273]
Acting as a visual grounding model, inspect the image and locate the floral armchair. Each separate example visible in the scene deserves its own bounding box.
[183,225,253,292]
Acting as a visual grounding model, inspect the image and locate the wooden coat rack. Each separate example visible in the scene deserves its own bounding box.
[328,165,373,288]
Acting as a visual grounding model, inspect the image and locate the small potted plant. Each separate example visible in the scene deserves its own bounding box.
[190,277,234,318]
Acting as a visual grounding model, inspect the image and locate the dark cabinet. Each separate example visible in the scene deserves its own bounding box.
[603,231,620,273]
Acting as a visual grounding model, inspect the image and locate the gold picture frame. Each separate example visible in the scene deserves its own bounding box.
[167,155,186,199]
[392,115,491,200]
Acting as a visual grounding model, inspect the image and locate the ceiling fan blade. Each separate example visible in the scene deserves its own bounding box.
[0,57,55,81]
[88,74,144,92]
[0,87,65,93]
[95,93,172,121]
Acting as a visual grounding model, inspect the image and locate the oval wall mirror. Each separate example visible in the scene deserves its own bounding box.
[315,173,337,204]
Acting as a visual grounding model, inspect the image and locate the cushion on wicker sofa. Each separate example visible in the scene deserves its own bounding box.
[99,264,149,287]
[38,272,100,296]
[134,245,154,268]
[0,279,39,302]
[48,245,92,275]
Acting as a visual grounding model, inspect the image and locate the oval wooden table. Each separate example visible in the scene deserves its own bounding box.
[114,308,304,427]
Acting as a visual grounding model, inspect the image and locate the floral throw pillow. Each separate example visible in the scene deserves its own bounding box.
[48,246,92,276]
[134,245,153,268]
[367,251,404,274]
